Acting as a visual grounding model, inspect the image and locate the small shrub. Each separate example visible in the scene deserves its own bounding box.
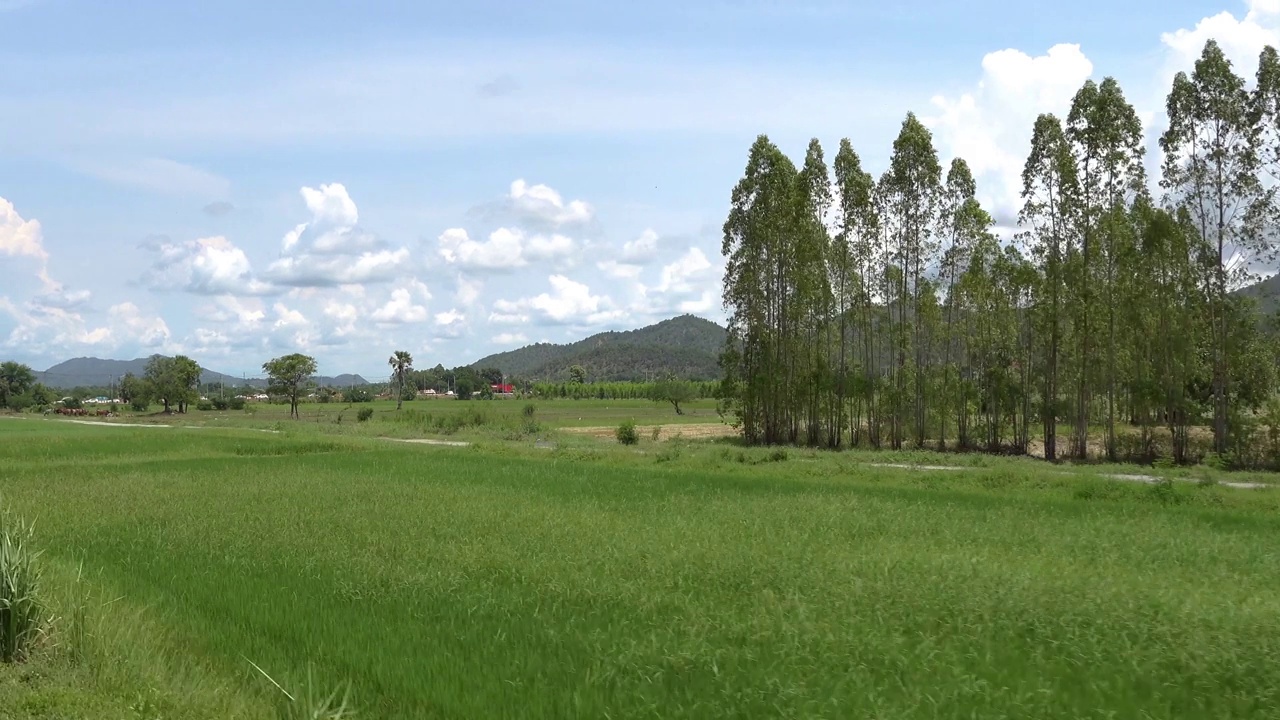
[655,446,682,463]
[61,397,82,410]
[357,407,374,422]
[212,397,230,411]
[108,402,119,413]
[522,403,536,420]
[1146,478,1188,505]
[0,504,44,663]
[196,400,215,411]
[130,399,149,412]
[767,448,789,463]
[229,397,247,411]
[616,420,639,445]
[651,425,663,442]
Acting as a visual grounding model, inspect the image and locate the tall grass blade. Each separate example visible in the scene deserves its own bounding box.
[0,502,44,662]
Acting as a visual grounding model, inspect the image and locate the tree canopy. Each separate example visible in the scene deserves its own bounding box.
[264,353,318,419]
[144,355,201,413]
[718,39,1280,469]
[0,361,36,409]
[389,351,413,410]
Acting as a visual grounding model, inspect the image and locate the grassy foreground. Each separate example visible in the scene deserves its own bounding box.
[3,418,1280,718]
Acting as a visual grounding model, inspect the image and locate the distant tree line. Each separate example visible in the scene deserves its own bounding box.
[719,39,1280,468]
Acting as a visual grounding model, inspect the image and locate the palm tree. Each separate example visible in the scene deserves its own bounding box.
[388,351,414,410]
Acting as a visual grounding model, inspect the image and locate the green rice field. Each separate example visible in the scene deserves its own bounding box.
[3,415,1280,718]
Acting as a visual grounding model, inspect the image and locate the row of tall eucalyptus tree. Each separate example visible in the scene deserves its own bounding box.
[719,39,1280,465]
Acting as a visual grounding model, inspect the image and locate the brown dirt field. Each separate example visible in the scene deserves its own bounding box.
[560,423,739,442]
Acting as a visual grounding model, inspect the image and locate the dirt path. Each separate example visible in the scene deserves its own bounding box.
[560,423,737,441]
[378,437,470,447]
[866,461,1268,490]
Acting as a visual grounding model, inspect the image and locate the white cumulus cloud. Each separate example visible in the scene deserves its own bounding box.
[1161,0,1280,73]
[654,247,714,294]
[495,274,626,326]
[924,43,1094,224]
[509,179,593,226]
[491,332,528,345]
[455,274,483,305]
[621,228,659,262]
[265,183,410,287]
[371,281,432,324]
[437,227,526,270]
[0,297,171,357]
[0,196,55,290]
[436,226,577,270]
[433,308,468,338]
[142,235,274,295]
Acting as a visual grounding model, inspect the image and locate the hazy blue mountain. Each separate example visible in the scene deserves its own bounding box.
[35,356,368,390]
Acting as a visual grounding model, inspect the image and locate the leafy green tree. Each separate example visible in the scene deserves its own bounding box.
[1161,39,1268,455]
[454,376,476,399]
[263,353,317,419]
[880,113,942,448]
[388,350,413,410]
[1066,77,1146,460]
[650,376,696,415]
[477,367,504,386]
[143,355,200,413]
[0,361,36,409]
[118,372,150,411]
[568,365,586,385]
[1018,113,1079,461]
[719,134,806,444]
[797,138,836,446]
[939,158,981,451]
[174,356,201,413]
[833,140,881,448]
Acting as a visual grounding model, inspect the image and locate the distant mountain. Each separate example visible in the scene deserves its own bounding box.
[35,356,369,390]
[472,314,728,382]
[1238,272,1280,318]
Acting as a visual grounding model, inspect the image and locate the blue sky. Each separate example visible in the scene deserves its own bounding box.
[0,0,1272,379]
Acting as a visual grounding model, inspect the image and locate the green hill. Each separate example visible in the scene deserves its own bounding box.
[35,356,369,390]
[472,314,727,382]
[1238,272,1280,318]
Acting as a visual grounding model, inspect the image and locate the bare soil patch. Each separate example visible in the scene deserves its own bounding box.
[560,423,738,442]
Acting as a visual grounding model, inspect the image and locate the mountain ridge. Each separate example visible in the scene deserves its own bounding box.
[472,314,728,382]
[35,356,370,390]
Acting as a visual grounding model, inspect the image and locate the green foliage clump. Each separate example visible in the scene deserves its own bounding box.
[212,397,230,411]
[616,420,639,445]
[356,407,374,423]
[0,504,43,663]
[343,389,372,403]
[130,399,150,412]
[196,400,215,411]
